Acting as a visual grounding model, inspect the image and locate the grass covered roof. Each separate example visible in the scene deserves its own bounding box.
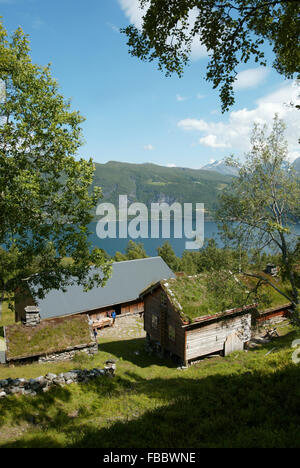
[161,271,292,324]
[5,314,94,361]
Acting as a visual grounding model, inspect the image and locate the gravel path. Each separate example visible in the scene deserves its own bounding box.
[96,314,145,341]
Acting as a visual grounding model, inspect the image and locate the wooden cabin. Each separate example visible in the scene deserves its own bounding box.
[15,257,175,329]
[141,275,257,366]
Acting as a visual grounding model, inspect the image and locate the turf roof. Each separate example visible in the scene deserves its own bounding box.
[161,272,293,324]
[5,314,94,361]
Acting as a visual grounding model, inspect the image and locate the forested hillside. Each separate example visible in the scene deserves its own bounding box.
[92,161,232,216]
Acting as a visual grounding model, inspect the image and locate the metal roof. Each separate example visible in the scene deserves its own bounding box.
[32,257,175,320]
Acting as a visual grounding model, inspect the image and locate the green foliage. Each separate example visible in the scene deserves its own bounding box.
[0,324,300,447]
[0,22,111,300]
[157,241,180,271]
[122,0,300,112]
[217,116,300,309]
[114,240,148,262]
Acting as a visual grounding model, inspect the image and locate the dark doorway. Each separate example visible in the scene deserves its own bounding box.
[114,304,121,315]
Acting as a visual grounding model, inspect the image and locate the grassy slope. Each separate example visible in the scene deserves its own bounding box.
[92,161,232,216]
[0,321,300,448]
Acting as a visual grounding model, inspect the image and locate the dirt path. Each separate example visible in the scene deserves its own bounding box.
[96,314,146,341]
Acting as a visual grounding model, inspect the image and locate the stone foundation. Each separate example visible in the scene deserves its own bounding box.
[38,343,98,363]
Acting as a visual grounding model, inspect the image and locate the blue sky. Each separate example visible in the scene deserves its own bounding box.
[1,0,299,168]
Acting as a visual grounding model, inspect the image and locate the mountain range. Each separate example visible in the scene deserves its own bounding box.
[92,161,232,217]
[92,157,300,217]
[201,157,300,176]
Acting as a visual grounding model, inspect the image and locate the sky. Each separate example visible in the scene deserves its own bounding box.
[1,0,299,169]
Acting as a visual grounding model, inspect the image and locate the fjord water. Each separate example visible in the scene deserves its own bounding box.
[88,220,300,257]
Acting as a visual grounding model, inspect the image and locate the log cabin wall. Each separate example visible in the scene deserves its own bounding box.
[256,303,291,324]
[162,290,185,361]
[185,312,252,361]
[121,300,144,315]
[86,299,144,322]
[143,286,185,362]
[144,287,162,343]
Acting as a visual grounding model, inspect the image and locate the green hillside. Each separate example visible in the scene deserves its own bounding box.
[92,161,232,217]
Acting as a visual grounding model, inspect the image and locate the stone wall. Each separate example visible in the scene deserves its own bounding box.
[38,343,98,363]
[0,360,116,398]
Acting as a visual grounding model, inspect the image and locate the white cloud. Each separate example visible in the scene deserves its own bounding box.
[178,81,300,157]
[176,94,187,102]
[199,135,231,149]
[166,163,177,167]
[118,0,148,30]
[178,118,209,132]
[107,22,120,33]
[118,1,207,61]
[143,144,154,151]
[234,67,270,90]
[196,93,205,100]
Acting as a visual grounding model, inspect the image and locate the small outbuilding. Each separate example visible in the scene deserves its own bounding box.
[141,275,256,365]
[5,309,98,364]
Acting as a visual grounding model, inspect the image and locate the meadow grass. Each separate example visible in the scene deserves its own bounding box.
[0,320,300,448]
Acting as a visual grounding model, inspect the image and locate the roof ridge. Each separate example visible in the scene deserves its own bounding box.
[112,256,163,266]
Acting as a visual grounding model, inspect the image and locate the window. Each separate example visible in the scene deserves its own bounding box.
[152,314,158,329]
[168,325,175,342]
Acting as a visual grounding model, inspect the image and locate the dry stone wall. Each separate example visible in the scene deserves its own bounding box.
[0,360,116,398]
[38,343,98,363]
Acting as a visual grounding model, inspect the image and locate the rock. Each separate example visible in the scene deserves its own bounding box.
[0,363,116,398]
[53,378,65,386]
[45,373,57,381]
[8,387,21,394]
[64,372,78,381]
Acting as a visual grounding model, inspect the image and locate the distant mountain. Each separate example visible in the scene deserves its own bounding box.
[293,157,300,173]
[201,159,238,176]
[92,161,233,217]
[202,156,300,175]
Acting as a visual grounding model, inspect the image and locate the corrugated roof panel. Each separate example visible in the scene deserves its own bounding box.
[32,257,175,320]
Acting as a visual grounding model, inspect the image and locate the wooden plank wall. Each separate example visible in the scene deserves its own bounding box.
[186,313,252,361]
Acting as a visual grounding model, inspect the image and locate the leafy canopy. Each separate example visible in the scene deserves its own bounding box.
[217,115,300,312]
[122,0,300,111]
[0,22,111,301]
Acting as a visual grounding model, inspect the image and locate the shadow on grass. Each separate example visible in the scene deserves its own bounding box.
[99,337,178,368]
[1,361,300,448]
[1,329,300,448]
